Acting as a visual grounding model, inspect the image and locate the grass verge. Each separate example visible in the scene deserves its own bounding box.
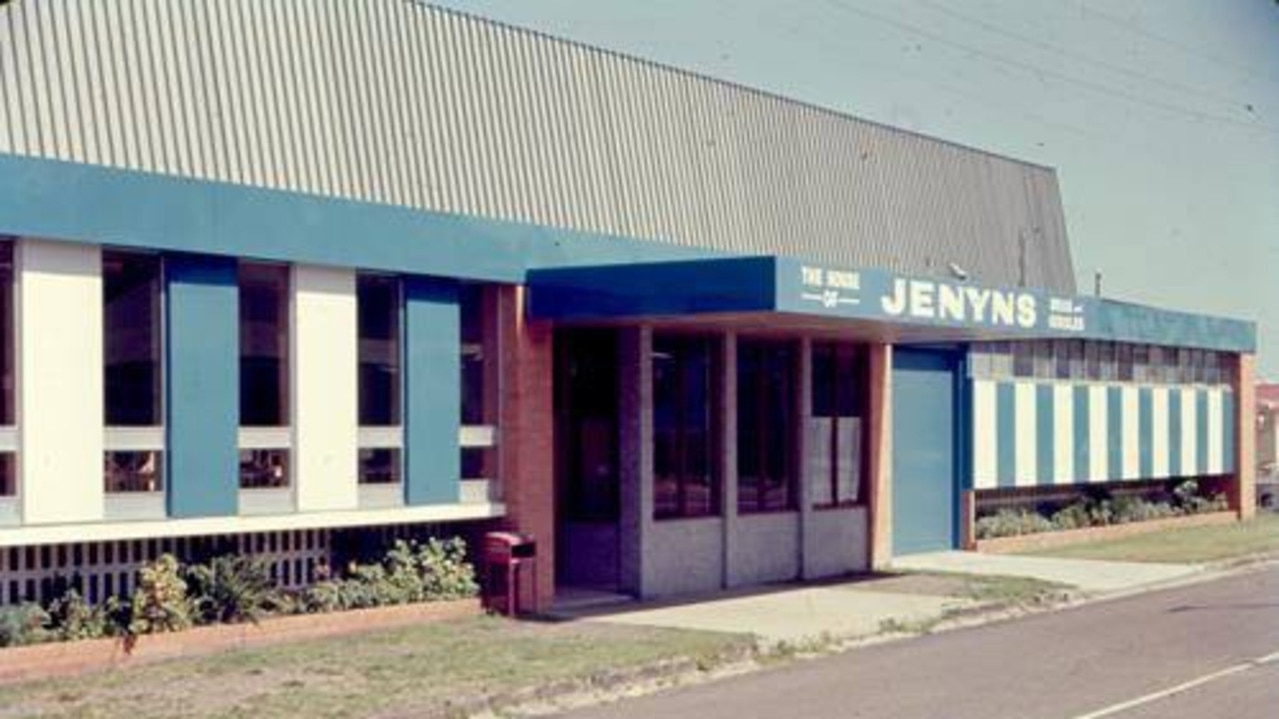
[0,617,753,719]
[1016,512,1279,564]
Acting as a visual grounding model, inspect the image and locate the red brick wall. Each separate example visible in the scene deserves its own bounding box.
[497,286,556,609]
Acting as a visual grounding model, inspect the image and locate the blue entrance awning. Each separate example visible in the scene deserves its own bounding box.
[527,256,1255,353]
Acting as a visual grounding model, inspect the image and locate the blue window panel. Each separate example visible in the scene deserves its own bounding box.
[1169,389,1183,477]
[1196,390,1210,475]
[1036,385,1055,486]
[1107,387,1124,480]
[1073,386,1090,483]
[1138,388,1153,478]
[403,277,461,505]
[165,253,239,518]
[996,383,1017,489]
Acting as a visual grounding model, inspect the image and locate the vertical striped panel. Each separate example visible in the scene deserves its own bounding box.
[1073,386,1091,484]
[1180,389,1198,476]
[403,277,460,505]
[1088,385,1109,482]
[1196,390,1210,475]
[1151,387,1170,478]
[292,265,358,512]
[971,380,997,490]
[1014,383,1037,488]
[1206,389,1224,475]
[1120,387,1139,480]
[996,383,1017,489]
[1053,384,1074,484]
[166,253,240,518]
[0,0,1078,294]
[1035,385,1055,486]
[17,239,104,524]
[1222,391,1236,473]
[1138,388,1153,478]
[1106,387,1124,481]
[1169,388,1183,477]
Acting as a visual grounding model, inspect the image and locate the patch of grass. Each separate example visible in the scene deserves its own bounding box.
[0,616,752,719]
[955,574,1070,605]
[1019,513,1279,564]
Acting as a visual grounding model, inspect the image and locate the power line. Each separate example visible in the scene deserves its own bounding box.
[822,0,1279,137]
[1071,2,1279,87]
[915,0,1263,114]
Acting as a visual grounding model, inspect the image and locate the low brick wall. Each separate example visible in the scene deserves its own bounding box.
[975,511,1238,554]
[0,598,480,685]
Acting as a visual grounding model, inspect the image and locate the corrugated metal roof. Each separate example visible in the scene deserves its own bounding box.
[0,0,1076,293]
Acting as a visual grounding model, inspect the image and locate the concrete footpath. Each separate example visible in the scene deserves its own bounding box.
[554,552,1207,645]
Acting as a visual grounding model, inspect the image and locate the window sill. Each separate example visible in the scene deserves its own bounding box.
[0,497,18,526]
[652,513,722,523]
[736,508,799,517]
[359,483,404,510]
[105,492,166,521]
[812,502,865,512]
[239,488,295,516]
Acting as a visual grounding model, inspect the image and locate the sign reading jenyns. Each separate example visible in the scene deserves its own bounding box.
[798,264,1086,333]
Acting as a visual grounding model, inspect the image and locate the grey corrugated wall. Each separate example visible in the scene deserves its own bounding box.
[0,0,1076,292]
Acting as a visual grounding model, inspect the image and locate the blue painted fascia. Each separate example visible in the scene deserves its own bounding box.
[1,153,1255,353]
[0,153,718,285]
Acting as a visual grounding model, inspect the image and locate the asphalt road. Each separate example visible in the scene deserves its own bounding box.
[560,564,1279,719]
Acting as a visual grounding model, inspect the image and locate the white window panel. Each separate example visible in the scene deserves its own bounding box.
[459,425,497,448]
[104,426,165,451]
[358,425,403,449]
[239,427,294,450]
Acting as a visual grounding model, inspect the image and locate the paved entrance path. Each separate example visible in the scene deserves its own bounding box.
[891,551,1205,593]
[561,583,966,644]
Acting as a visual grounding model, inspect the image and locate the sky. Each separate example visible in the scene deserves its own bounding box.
[433,0,1279,379]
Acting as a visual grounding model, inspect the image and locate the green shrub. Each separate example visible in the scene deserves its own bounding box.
[975,509,1054,539]
[296,537,478,613]
[129,554,193,635]
[185,555,277,625]
[1050,502,1091,530]
[45,589,117,641]
[0,603,51,648]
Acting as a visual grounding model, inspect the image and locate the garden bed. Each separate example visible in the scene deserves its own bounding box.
[0,597,479,685]
[975,511,1237,554]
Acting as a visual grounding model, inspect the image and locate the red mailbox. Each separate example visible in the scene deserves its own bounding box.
[482,531,537,616]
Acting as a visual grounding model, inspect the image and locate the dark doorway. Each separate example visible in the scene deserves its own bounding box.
[554,328,621,590]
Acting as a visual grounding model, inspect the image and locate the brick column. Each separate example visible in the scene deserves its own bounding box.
[867,343,894,570]
[1233,354,1257,520]
[497,285,555,609]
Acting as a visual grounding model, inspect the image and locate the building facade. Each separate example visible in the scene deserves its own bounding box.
[0,0,1257,605]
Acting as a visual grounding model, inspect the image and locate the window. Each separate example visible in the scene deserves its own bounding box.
[460,284,499,483]
[737,339,796,513]
[239,263,291,490]
[102,250,164,494]
[0,241,12,499]
[357,275,401,427]
[357,274,402,487]
[1053,340,1072,380]
[1098,342,1116,381]
[1133,344,1150,383]
[1013,342,1034,377]
[1117,343,1134,382]
[556,329,620,522]
[653,333,719,519]
[810,343,867,508]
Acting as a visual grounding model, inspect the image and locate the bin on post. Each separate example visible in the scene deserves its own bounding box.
[482,531,537,616]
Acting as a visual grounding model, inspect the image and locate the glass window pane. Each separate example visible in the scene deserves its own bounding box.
[1117,344,1134,382]
[357,274,401,426]
[811,343,835,418]
[653,334,718,519]
[1054,340,1071,380]
[239,449,290,489]
[1013,342,1035,377]
[104,451,164,493]
[738,340,795,513]
[239,263,290,427]
[1099,342,1116,381]
[104,251,162,426]
[0,453,14,497]
[0,241,13,426]
[359,448,401,485]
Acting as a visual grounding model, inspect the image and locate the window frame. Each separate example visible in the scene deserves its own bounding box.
[809,342,869,510]
[736,338,799,515]
[651,332,721,521]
